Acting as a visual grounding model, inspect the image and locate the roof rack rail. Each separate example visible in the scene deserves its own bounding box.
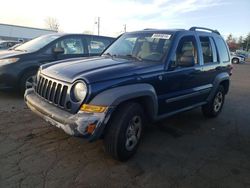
[189,27,220,35]
[143,28,157,30]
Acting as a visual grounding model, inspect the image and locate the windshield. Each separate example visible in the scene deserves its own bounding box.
[15,35,60,52]
[103,32,172,62]
[0,42,8,49]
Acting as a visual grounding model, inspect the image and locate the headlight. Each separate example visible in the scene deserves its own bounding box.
[72,82,87,102]
[0,58,19,65]
[36,69,41,82]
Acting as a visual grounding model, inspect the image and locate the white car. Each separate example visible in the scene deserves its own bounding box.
[230,52,245,64]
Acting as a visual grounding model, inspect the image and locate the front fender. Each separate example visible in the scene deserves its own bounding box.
[89,83,158,118]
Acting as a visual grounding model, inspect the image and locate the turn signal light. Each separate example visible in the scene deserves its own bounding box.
[87,124,96,134]
[80,104,107,113]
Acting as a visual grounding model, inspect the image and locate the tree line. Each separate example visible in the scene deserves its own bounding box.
[226,33,250,52]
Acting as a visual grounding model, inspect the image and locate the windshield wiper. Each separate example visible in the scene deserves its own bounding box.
[102,52,116,58]
[125,54,142,61]
[14,49,27,52]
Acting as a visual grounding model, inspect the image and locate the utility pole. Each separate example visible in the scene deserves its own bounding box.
[97,17,100,36]
[95,17,100,35]
[124,24,127,33]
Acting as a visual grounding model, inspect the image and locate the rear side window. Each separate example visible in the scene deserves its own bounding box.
[214,37,230,63]
[200,36,217,63]
[86,37,112,55]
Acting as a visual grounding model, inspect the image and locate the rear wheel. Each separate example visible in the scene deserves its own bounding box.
[104,102,145,161]
[232,58,239,64]
[202,85,225,118]
[20,71,37,94]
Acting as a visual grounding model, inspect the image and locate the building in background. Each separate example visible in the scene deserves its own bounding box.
[0,23,57,42]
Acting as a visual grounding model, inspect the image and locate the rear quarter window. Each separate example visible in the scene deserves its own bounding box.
[214,37,230,63]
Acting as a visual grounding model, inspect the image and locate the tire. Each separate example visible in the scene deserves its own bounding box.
[232,58,239,64]
[202,85,225,118]
[104,102,145,161]
[20,71,37,94]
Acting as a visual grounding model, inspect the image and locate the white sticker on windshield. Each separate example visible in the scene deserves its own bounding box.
[151,33,171,39]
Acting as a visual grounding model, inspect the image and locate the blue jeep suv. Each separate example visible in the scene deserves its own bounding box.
[25,27,232,161]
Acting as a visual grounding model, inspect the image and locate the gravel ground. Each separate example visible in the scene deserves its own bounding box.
[0,63,250,188]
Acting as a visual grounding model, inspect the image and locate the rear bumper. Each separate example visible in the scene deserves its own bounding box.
[24,88,113,141]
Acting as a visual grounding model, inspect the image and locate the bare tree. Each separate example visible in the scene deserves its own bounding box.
[243,33,250,51]
[226,33,238,51]
[45,17,60,32]
[226,34,233,43]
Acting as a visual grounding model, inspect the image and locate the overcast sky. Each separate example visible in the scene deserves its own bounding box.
[0,0,249,38]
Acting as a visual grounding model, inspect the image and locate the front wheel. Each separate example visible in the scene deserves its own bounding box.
[104,102,145,161]
[20,71,37,94]
[202,85,225,118]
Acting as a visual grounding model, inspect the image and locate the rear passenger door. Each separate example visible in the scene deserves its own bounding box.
[198,35,220,84]
[86,36,112,56]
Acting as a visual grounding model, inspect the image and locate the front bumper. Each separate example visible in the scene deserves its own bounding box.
[0,63,20,90]
[24,89,113,141]
[0,71,17,90]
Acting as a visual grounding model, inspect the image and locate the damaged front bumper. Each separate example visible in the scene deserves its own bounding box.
[24,89,113,141]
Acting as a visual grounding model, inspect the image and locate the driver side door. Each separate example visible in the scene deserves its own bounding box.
[159,35,208,115]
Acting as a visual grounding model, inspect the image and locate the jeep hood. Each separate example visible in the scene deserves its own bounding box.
[41,57,160,84]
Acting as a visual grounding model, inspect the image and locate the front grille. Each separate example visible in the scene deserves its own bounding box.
[35,75,69,109]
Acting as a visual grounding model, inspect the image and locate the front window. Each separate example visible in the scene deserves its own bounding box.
[50,37,85,55]
[103,32,172,62]
[171,35,198,68]
[15,35,60,52]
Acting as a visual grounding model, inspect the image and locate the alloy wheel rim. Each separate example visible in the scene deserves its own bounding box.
[125,115,142,151]
[25,76,35,89]
[233,59,238,64]
[213,91,223,112]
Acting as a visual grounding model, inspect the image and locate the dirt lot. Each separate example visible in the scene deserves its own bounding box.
[0,63,250,188]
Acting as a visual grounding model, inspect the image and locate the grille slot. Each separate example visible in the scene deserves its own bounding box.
[36,75,69,109]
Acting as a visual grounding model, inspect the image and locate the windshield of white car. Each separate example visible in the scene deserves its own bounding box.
[103,32,172,63]
[15,35,60,52]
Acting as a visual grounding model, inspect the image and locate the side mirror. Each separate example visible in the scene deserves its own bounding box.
[53,47,64,55]
[178,56,195,67]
